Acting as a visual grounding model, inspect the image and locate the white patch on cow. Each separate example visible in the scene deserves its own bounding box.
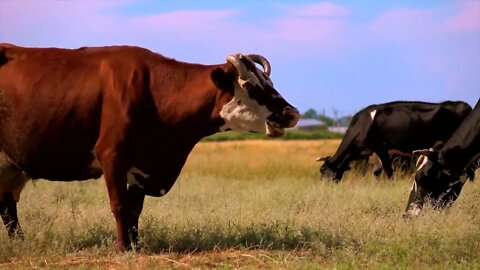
[410,181,417,192]
[160,189,166,196]
[416,155,429,172]
[369,110,377,120]
[377,156,383,167]
[219,86,272,133]
[127,167,150,189]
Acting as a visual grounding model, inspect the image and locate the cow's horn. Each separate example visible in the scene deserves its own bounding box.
[245,54,271,76]
[227,54,249,80]
[316,156,330,162]
[415,155,426,168]
[412,148,436,157]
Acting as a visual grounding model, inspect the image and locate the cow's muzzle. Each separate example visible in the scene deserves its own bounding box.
[266,107,300,137]
[403,203,423,218]
[267,107,300,127]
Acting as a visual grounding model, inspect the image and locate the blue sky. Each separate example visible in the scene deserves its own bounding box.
[1,0,478,116]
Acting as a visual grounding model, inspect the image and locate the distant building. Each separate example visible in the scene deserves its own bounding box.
[293,119,326,131]
[327,126,348,134]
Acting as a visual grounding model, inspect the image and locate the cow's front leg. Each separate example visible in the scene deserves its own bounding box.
[98,153,147,251]
[96,147,135,252]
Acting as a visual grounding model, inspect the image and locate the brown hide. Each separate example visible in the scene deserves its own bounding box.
[0,45,300,251]
[0,45,231,189]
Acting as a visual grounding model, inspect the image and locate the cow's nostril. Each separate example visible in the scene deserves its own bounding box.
[283,107,300,126]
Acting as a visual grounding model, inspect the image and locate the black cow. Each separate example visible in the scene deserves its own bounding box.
[404,99,480,218]
[319,101,472,181]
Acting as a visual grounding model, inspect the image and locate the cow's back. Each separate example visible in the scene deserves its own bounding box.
[371,101,471,151]
[0,45,155,179]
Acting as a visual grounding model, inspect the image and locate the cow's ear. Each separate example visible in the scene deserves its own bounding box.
[211,68,234,93]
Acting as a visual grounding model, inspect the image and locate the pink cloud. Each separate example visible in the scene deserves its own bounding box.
[269,17,346,43]
[367,8,440,43]
[128,9,240,34]
[262,2,351,56]
[0,0,127,47]
[279,2,350,17]
[444,1,480,31]
[1,1,478,63]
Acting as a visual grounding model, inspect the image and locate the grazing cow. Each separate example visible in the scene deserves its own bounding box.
[0,44,300,251]
[318,101,472,181]
[404,99,480,218]
[317,149,413,178]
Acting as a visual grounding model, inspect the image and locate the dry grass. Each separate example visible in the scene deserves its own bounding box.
[0,140,478,269]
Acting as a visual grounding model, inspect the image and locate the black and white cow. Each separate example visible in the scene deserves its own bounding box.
[319,101,472,181]
[404,99,480,218]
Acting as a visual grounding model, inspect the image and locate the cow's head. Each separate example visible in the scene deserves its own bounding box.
[404,148,466,218]
[317,156,347,182]
[213,53,299,137]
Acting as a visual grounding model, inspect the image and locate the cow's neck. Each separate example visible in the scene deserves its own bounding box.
[149,62,231,140]
[438,105,480,175]
[327,137,357,171]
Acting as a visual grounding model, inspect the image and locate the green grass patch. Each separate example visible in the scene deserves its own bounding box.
[202,129,344,141]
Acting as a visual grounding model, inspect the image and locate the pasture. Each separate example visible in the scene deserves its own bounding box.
[0,140,478,269]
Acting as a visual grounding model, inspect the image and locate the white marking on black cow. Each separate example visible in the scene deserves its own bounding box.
[127,167,150,189]
[377,155,383,167]
[410,181,417,192]
[370,110,377,120]
[416,155,429,172]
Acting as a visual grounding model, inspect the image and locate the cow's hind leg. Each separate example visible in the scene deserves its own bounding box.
[375,149,394,179]
[0,155,28,239]
[0,191,23,239]
[125,184,145,250]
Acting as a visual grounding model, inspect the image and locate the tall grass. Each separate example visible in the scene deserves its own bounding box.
[0,140,478,269]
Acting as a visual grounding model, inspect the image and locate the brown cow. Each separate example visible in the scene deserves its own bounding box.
[0,44,300,251]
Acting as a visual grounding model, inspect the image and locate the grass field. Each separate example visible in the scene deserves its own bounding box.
[0,140,478,269]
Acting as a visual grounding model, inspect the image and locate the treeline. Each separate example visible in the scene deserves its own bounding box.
[203,129,344,142]
[302,108,352,127]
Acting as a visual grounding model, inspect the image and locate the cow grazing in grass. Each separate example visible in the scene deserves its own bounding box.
[318,101,472,181]
[317,149,414,178]
[0,44,300,251]
[404,99,480,218]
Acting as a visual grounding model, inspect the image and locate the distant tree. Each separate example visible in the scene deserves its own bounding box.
[302,108,318,119]
[337,115,353,127]
[318,114,335,126]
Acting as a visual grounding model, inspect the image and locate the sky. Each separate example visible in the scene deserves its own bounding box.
[1,0,479,116]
